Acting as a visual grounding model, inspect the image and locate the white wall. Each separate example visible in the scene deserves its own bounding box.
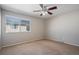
[2,10,45,47]
[46,10,79,46]
[0,8,1,49]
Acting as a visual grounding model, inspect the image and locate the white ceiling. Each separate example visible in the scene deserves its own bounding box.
[1,4,79,19]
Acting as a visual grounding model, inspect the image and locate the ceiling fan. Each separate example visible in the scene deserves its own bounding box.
[33,4,57,16]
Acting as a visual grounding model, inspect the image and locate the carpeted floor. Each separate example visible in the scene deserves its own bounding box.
[1,39,79,55]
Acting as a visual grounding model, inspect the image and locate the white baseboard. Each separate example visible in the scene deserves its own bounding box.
[63,42,79,47]
[2,38,42,48]
[2,38,79,48]
[48,38,79,47]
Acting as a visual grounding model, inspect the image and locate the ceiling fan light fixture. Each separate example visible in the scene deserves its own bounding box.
[33,4,57,16]
[41,11,45,16]
[43,13,45,15]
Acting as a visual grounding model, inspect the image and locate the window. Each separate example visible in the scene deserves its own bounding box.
[5,15,31,33]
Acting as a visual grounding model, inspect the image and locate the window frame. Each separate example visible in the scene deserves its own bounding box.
[5,15,31,33]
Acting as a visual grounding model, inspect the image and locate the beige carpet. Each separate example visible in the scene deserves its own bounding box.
[1,39,79,55]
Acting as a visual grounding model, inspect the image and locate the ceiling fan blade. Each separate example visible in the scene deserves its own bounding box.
[48,6,57,10]
[33,10,42,12]
[47,11,53,15]
[40,4,43,8]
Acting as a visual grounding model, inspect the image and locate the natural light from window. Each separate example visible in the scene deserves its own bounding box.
[5,15,31,33]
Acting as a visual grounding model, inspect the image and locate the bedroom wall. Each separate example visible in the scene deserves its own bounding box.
[2,10,45,47]
[46,10,79,46]
[0,8,1,49]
